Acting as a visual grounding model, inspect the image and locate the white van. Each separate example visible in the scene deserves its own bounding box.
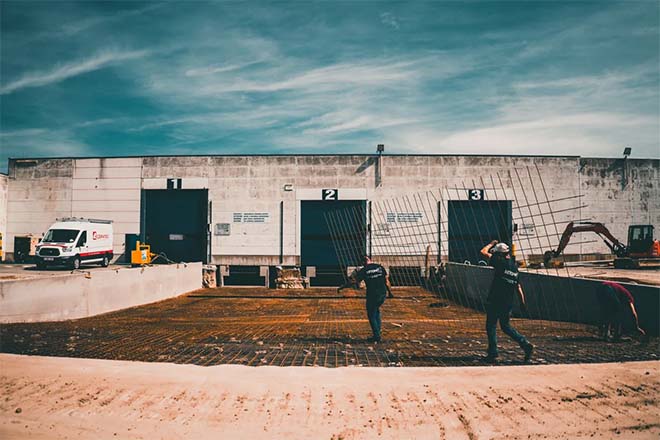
[36,218,113,269]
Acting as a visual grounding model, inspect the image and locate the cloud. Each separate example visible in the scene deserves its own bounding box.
[197,59,420,94]
[380,12,400,30]
[0,49,150,95]
[184,60,263,77]
[57,4,165,37]
[0,128,91,172]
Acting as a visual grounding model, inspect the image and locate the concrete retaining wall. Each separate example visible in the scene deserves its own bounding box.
[445,263,659,335]
[0,263,202,323]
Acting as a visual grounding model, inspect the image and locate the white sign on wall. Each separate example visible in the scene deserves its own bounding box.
[517,223,536,237]
[373,223,391,236]
[233,212,271,223]
[386,212,423,223]
[215,223,231,235]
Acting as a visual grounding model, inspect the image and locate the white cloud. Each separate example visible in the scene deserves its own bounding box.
[383,111,658,158]
[184,60,263,77]
[0,128,91,172]
[0,49,150,95]
[58,4,165,37]
[380,12,400,30]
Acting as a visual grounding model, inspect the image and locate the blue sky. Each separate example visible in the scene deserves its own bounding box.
[1,1,658,172]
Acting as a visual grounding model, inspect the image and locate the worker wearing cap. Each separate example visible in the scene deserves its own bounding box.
[338,256,393,343]
[480,240,534,364]
[596,281,646,341]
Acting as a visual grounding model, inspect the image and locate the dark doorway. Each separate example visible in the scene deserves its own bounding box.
[142,189,209,263]
[301,200,366,286]
[447,200,512,264]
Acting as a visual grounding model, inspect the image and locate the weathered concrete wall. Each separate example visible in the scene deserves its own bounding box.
[0,173,7,260]
[73,158,142,260]
[5,159,74,258]
[445,263,659,335]
[4,155,658,265]
[0,262,202,323]
[578,158,660,256]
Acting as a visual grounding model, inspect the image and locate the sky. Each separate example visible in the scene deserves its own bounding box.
[0,1,658,172]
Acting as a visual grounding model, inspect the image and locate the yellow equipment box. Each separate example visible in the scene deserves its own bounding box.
[131,241,154,266]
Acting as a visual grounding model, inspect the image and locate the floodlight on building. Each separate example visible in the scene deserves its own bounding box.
[377,144,384,154]
[623,147,631,157]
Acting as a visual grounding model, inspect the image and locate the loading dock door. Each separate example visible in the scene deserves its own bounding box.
[301,200,366,286]
[143,189,209,263]
[447,200,512,265]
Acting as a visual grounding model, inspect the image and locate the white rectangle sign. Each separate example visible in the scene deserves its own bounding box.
[386,212,423,223]
[232,212,271,223]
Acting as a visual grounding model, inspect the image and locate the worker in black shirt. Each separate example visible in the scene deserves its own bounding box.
[480,240,534,364]
[338,256,393,342]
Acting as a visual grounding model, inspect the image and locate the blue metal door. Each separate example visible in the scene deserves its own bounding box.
[448,200,512,264]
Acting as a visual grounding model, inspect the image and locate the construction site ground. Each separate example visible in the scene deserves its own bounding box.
[1,287,657,367]
[551,266,660,286]
[1,354,658,439]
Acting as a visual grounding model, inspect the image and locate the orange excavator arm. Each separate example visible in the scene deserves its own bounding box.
[544,222,628,267]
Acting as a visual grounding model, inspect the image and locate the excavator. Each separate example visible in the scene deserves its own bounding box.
[543,222,660,269]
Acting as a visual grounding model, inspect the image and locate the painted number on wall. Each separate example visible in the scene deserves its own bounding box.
[322,189,338,200]
[468,189,485,201]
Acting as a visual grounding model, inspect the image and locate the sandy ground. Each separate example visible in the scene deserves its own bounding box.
[1,354,658,439]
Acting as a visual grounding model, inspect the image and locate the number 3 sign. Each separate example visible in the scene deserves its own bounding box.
[468,189,484,201]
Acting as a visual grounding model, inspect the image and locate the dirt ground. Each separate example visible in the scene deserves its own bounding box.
[1,354,658,439]
[1,287,657,367]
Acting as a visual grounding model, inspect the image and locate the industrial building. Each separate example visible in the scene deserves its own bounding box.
[1,154,658,285]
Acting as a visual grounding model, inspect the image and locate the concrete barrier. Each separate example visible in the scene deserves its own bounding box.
[445,263,660,335]
[0,263,202,323]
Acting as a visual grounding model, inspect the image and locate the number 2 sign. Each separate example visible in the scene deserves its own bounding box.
[322,189,338,200]
[468,189,484,201]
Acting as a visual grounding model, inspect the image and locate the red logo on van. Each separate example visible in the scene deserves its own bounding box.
[92,231,110,240]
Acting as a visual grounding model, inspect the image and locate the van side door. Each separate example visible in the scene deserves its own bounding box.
[76,231,88,258]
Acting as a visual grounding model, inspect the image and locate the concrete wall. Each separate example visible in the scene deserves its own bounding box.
[579,158,660,255]
[445,263,659,335]
[0,173,7,260]
[0,262,202,323]
[3,155,658,266]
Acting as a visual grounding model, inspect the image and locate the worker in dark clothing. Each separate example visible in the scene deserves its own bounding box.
[596,281,646,341]
[338,256,393,342]
[480,240,534,364]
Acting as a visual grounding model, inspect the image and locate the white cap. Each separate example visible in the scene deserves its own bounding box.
[492,243,510,254]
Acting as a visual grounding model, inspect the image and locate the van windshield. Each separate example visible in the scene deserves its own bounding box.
[43,229,80,243]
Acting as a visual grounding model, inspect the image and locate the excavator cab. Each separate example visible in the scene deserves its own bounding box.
[628,225,654,255]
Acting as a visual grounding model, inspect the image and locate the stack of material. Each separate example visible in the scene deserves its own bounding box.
[275,267,308,289]
[202,265,217,288]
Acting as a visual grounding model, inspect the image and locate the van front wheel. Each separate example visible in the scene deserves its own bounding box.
[101,255,109,267]
[71,257,81,270]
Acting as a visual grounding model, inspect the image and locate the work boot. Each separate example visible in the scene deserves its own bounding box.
[367,336,381,344]
[523,343,534,363]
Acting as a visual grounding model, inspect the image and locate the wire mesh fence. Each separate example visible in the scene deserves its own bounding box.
[324,166,657,343]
